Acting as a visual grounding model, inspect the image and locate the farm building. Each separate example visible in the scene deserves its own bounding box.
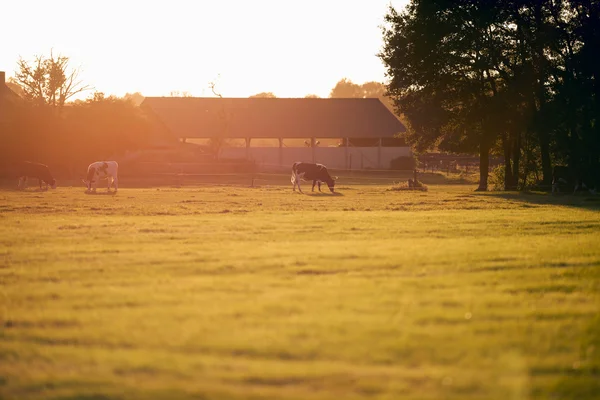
[141,97,409,170]
[0,71,22,127]
[0,71,20,103]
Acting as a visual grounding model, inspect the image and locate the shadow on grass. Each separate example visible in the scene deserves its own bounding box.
[303,191,345,197]
[84,191,118,196]
[52,395,120,400]
[487,191,600,211]
[1,187,53,192]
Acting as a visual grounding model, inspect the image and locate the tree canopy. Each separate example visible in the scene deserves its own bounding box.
[380,0,600,190]
[14,51,92,113]
[249,92,277,98]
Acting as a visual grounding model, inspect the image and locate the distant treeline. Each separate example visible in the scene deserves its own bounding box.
[381,0,600,190]
[1,53,399,177]
[1,92,153,174]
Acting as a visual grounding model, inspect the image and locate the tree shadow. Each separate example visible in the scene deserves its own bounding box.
[488,191,600,211]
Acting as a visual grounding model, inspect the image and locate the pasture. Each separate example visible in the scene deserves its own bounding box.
[1,182,599,400]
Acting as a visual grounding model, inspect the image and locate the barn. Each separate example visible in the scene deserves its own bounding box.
[141,97,409,170]
[0,71,20,107]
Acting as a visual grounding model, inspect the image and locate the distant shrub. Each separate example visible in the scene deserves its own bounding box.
[390,156,417,170]
[388,179,428,191]
[489,163,541,191]
[489,165,505,191]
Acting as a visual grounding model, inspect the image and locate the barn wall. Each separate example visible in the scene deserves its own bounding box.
[219,146,412,170]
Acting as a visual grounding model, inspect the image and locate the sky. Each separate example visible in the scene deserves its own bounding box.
[1,0,409,99]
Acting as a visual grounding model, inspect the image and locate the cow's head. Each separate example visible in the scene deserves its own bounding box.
[82,167,96,191]
[327,176,339,193]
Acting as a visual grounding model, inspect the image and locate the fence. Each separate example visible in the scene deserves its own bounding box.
[220,146,412,170]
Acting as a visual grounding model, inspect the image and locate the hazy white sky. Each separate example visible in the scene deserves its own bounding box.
[1,0,409,99]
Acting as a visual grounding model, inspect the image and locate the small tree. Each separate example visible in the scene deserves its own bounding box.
[249,92,276,98]
[207,79,229,158]
[14,50,92,112]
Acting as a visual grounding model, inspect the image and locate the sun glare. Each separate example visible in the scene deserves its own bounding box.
[1,0,409,99]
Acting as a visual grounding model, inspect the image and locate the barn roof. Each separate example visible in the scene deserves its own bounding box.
[141,97,406,139]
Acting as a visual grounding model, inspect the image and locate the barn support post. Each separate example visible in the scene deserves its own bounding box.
[278,138,283,168]
[345,138,349,169]
[245,137,251,160]
[377,138,382,169]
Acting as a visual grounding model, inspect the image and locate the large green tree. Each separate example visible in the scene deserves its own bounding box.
[380,0,600,191]
[380,1,513,190]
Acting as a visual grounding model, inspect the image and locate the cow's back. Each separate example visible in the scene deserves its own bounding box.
[16,161,47,176]
[293,162,331,180]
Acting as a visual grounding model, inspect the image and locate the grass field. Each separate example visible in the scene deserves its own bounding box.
[1,182,599,400]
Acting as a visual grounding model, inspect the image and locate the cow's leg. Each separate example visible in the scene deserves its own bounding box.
[292,174,296,191]
[17,177,24,189]
[296,179,303,193]
[312,180,317,192]
[318,181,322,192]
[114,176,118,192]
[107,178,112,191]
[573,180,581,194]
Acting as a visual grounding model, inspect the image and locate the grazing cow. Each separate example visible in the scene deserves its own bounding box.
[552,165,597,194]
[82,161,118,192]
[15,161,56,190]
[291,162,338,193]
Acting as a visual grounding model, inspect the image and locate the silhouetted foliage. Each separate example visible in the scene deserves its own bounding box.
[65,92,153,163]
[14,51,92,113]
[249,92,277,98]
[1,89,153,176]
[123,92,145,106]
[169,90,192,97]
[329,78,404,126]
[380,0,600,191]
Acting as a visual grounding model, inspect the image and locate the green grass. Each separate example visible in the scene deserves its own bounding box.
[1,184,599,400]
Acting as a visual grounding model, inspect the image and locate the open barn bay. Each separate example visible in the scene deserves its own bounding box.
[1,185,599,400]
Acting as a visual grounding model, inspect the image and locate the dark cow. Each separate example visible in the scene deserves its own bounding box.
[291,162,338,193]
[552,165,597,194]
[15,161,56,190]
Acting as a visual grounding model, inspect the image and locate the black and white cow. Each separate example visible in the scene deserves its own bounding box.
[552,165,597,194]
[15,161,57,190]
[291,162,338,193]
[82,161,118,192]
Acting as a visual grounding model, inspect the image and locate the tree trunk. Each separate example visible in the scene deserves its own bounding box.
[476,141,490,191]
[512,129,521,190]
[502,132,513,190]
[532,3,553,187]
[538,126,552,187]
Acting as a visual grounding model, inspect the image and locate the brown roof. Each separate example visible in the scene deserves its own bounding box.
[141,97,406,139]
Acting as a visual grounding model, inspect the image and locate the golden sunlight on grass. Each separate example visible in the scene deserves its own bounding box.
[1,185,599,399]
